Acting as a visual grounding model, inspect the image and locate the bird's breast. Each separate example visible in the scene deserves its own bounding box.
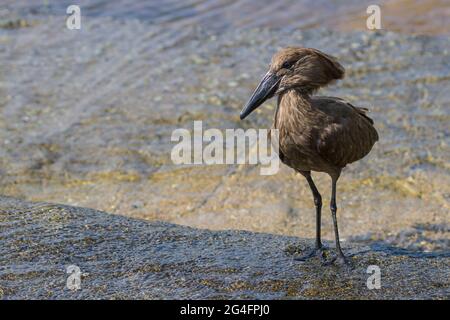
[274,121,322,172]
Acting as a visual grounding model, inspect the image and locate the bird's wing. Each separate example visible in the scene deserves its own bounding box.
[313,97,379,168]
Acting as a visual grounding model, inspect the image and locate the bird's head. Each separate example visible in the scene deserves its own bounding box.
[240,47,345,120]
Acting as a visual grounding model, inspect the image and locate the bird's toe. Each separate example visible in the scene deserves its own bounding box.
[294,246,328,262]
[322,254,354,269]
[337,256,354,269]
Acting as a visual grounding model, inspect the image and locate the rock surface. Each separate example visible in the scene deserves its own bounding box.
[0,196,448,299]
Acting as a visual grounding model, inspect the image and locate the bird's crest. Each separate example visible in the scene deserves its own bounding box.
[271,47,345,94]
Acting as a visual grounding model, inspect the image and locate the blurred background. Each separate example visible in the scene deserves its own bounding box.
[0,1,449,253]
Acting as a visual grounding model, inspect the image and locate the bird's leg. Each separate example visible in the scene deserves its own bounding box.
[295,172,327,262]
[325,175,351,266]
[307,175,323,250]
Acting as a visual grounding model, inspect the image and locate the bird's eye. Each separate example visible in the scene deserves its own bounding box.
[282,61,294,69]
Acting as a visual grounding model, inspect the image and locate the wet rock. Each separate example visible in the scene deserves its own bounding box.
[0,196,448,299]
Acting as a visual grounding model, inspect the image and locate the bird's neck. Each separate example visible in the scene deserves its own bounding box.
[274,89,314,129]
[276,89,313,116]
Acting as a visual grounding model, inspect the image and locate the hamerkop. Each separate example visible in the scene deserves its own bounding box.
[240,47,378,265]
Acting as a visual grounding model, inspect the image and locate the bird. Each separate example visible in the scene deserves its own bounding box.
[240,47,378,265]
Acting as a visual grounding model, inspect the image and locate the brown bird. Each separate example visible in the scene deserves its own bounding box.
[240,47,378,265]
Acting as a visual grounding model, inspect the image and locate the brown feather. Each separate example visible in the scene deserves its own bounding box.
[274,92,378,175]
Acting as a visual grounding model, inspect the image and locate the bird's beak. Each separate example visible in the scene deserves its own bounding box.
[240,72,280,120]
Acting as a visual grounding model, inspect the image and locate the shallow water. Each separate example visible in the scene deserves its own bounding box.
[0,2,449,252]
[3,0,450,35]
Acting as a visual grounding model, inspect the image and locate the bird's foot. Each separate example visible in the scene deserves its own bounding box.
[294,246,328,262]
[322,254,353,269]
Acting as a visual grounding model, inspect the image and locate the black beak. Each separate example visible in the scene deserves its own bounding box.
[240,72,280,120]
